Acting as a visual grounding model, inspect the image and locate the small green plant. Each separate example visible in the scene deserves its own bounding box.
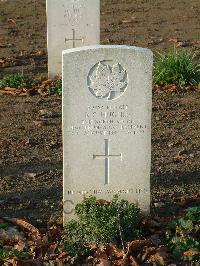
[153,50,200,87]
[61,220,92,257]
[54,79,62,95]
[0,248,30,261]
[62,195,140,257]
[0,74,34,89]
[0,222,10,229]
[165,207,200,261]
[47,79,62,96]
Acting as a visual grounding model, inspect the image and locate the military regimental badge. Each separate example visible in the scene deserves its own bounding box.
[87,61,128,100]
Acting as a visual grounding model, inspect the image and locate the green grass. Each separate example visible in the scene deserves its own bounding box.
[153,50,200,87]
[47,79,62,96]
[0,74,34,89]
[0,73,62,95]
[1,50,199,93]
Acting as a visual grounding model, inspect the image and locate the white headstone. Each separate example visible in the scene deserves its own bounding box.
[62,45,153,222]
[46,0,100,78]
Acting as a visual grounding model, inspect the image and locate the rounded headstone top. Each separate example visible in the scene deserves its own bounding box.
[62,45,153,56]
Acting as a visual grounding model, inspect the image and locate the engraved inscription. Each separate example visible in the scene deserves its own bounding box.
[67,104,148,136]
[93,139,122,185]
[63,4,82,26]
[88,61,128,100]
[66,188,149,195]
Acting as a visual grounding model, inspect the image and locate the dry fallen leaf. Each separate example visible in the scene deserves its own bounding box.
[39,109,55,118]
[96,199,110,205]
[0,90,17,96]
[127,239,150,256]
[112,257,130,266]
[122,19,133,24]
[46,243,58,259]
[142,246,169,265]
[41,79,53,87]
[176,41,190,48]
[183,250,200,257]
[129,255,139,266]
[169,38,179,43]
[105,244,123,259]
[7,18,16,26]
[97,259,111,266]
[14,239,27,251]
[154,202,165,208]
[47,226,61,239]
[95,249,111,266]
[149,252,166,265]
[18,138,30,146]
[23,172,37,178]
[4,258,19,266]
[33,119,48,127]
[37,88,48,96]
[4,86,17,91]
[1,217,41,238]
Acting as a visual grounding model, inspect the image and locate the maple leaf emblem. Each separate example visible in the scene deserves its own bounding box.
[88,61,128,100]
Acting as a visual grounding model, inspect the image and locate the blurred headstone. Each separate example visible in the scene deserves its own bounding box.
[46,0,100,77]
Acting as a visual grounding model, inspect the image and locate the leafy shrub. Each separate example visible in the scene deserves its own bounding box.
[62,195,140,256]
[61,220,92,257]
[153,50,200,87]
[0,248,30,261]
[0,74,34,89]
[165,207,200,261]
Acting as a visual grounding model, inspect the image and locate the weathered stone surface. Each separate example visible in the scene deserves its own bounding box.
[62,45,153,222]
[46,0,100,77]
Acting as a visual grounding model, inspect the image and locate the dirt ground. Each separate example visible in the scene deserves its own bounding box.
[0,0,200,76]
[0,0,200,226]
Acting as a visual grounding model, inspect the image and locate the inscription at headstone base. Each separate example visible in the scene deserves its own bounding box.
[62,45,153,222]
[46,0,100,78]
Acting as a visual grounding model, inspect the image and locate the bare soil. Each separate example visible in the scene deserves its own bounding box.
[0,0,199,226]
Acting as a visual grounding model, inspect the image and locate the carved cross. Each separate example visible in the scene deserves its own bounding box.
[93,139,122,185]
[65,29,84,48]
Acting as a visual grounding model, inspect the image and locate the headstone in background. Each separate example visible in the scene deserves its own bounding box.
[46,0,100,78]
[62,45,153,222]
